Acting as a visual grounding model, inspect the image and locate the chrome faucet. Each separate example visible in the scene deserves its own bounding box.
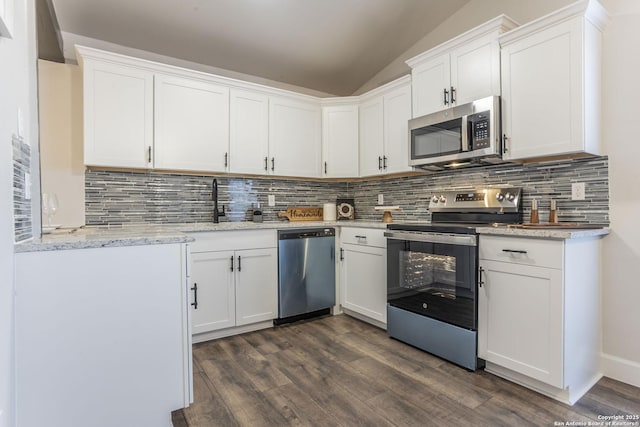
[212,178,225,223]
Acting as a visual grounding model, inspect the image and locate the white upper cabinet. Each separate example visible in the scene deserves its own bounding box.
[82,57,154,168]
[229,89,270,175]
[407,16,518,118]
[359,96,384,177]
[450,34,502,105]
[269,96,322,178]
[154,74,230,172]
[500,1,607,161]
[410,53,450,118]
[321,102,359,178]
[383,82,412,175]
[359,76,412,177]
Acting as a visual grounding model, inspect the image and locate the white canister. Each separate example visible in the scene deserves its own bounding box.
[323,203,337,221]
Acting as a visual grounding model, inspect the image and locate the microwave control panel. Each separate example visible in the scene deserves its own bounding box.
[470,113,491,150]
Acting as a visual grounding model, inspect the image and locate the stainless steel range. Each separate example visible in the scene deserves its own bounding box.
[384,187,522,370]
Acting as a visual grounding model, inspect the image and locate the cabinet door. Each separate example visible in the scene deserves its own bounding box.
[235,248,278,326]
[229,89,270,175]
[383,83,412,175]
[83,60,153,168]
[154,75,230,172]
[411,53,450,117]
[359,96,384,177]
[190,251,235,334]
[450,35,501,106]
[269,96,322,177]
[501,18,583,160]
[341,244,387,324]
[322,104,359,178]
[478,259,564,388]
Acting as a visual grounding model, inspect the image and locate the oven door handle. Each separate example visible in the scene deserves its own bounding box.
[384,231,477,246]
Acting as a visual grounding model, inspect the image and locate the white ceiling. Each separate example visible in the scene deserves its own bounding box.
[50,0,470,95]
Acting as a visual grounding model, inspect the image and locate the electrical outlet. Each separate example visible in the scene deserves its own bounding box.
[572,182,585,200]
[378,194,384,205]
[268,194,275,207]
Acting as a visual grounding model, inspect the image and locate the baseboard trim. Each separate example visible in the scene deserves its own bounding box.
[601,353,640,388]
[485,362,601,405]
[342,307,386,330]
[192,320,273,344]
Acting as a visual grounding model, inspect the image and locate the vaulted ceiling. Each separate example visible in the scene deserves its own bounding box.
[49,0,470,95]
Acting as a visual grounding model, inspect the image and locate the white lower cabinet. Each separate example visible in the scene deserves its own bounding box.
[478,234,601,405]
[339,227,387,327]
[15,243,191,427]
[190,250,235,334]
[188,230,277,340]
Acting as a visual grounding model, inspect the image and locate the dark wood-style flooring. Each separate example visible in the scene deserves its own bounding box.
[172,315,640,426]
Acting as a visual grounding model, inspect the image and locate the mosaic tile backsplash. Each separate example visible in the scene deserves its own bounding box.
[13,134,33,242]
[85,156,609,226]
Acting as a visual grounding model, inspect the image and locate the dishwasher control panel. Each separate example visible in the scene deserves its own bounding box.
[278,228,335,239]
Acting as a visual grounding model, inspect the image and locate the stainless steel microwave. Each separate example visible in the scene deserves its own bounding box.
[409,96,502,170]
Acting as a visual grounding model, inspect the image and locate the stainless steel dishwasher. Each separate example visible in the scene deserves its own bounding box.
[275,228,336,324]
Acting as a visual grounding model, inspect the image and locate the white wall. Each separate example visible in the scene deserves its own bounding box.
[38,60,85,227]
[0,0,38,425]
[600,0,640,387]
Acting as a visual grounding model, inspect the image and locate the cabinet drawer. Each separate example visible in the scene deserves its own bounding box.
[340,227,386,248]
[479,235,563,269]
[189,230,276,253]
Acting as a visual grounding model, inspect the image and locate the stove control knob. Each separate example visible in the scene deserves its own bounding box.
[505,192,515,202]
[496,193,505,202]
[431,195,439,203]
[439,195,447,204]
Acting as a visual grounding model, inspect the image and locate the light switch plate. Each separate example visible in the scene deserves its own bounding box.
[378,194,384,205]
[268,194,275,207]
[572,182,585,200]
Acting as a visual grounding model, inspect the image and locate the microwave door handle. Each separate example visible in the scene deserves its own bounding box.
[461,115,470,152]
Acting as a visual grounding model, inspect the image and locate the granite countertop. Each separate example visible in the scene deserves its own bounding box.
[15,220,610,253]
[475,225,610,239]
[14,220,389,253]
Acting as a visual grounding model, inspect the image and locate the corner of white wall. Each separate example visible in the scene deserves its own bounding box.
[599,0,640,389]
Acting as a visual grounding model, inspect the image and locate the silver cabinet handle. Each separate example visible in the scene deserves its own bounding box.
[450,86,456,104]
[443,88,449,105]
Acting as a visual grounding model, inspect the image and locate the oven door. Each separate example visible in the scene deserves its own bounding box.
[385,231,478,330]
